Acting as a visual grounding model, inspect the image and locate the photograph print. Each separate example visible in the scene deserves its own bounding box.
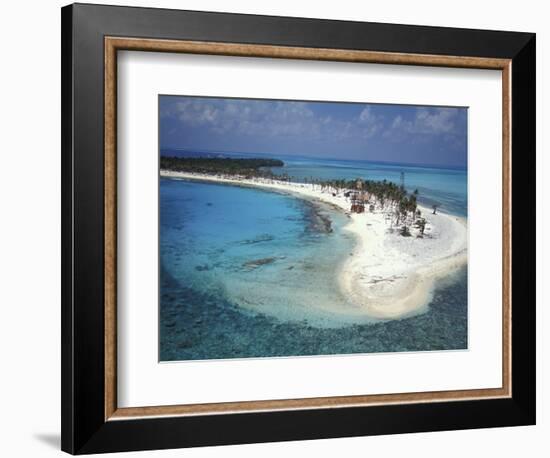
[159,95,468,362]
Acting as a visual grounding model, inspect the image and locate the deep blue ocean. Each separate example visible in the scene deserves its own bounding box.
[159,154,468,361]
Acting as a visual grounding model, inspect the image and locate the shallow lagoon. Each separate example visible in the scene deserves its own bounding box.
[159,177,468,361]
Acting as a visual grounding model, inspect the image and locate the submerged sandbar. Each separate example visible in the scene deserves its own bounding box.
[160,169,467,322]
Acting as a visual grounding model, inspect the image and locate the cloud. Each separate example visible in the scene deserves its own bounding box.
[412,108,459,134]
[382,107,466,149]
[162,98,388,142]
[384,108,462,142]
[162,98,322,138]
[357,107,383,138]
[162,98,464,152]
[359,107,375,123]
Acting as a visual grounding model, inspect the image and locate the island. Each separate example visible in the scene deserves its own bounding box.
[160,156,467,320]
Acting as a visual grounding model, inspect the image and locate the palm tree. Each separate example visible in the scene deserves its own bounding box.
[417,218,427,237]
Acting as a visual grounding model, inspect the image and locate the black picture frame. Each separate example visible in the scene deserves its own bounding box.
[61,3,536,454]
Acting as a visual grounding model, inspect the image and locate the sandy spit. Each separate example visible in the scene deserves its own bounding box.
[161,170,467,320]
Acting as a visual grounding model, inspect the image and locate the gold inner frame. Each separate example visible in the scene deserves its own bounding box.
[104,37,512,421]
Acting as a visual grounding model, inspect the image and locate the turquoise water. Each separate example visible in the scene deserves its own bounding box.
[160,157,468,361]
[160,179,356,326]
[268,155,467,217]
[161,149,467,215]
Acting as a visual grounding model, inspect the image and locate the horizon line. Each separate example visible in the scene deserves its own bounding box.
[160,146,468,171]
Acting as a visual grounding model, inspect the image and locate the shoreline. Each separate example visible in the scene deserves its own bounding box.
[160,170,467,321]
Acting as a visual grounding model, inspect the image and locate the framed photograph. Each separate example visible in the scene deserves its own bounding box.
[61,3,536,454]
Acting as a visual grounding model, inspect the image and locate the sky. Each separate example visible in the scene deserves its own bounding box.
[159,95,468,168]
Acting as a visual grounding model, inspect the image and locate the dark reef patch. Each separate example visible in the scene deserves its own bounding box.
[160,265,468,361]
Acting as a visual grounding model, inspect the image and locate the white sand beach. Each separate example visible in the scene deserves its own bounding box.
[161,170,467,321]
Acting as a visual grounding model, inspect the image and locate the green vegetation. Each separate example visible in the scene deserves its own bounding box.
[415,217,427,238]
[400,225,412,237]
[304,177,422,236]
[160,156,284,178]
[161,156,428,237]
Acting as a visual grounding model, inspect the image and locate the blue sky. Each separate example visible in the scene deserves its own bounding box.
[159,96,467,168]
